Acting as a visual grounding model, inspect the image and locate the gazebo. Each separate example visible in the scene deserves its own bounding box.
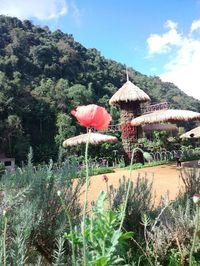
[180,126,200,139]
[131,109,200,126]
[109,77,150,163]
[63,132,118,147]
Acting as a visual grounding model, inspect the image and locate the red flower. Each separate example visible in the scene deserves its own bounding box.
[71,104,111,130]
[102,174,108,182]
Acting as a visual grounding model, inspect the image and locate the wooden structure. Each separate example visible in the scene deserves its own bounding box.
[63,132,118,147]
[131,109,200,126]
[180,126,200,139]
[109,77,150,163]
[0,153,15,171]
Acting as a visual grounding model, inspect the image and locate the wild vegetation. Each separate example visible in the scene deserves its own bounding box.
[0,151,200,265]
[0,15,200,163]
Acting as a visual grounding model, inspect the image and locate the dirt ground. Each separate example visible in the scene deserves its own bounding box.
[81,161,200,206]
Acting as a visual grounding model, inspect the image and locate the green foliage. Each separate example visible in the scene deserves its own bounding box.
[0,151,84,264]
[65,191,133,265]
[52,237,65,266]
[91,166,114,175]
[179,167,200,198]
[0,162,5,171]
[1,152,200,264]
[55,112,76,148]
[123,160,170,170]
[112,176,154,238]
[77,166,114,178]
[168,249,182,266]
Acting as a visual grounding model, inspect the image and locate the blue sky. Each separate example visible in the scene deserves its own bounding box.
[1,0,200,100]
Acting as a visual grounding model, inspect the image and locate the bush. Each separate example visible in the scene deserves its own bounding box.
[180,167,200,197]
[0,162,5,177]
[142,198,195,265]
[0,155,84,264]
[111,175,154,238]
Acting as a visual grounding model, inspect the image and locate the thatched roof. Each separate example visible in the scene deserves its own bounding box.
[109,80,150,106]
[142,123,178,132]
[180,126,200,139]
[131,109,200,126]
[63,132,118,147]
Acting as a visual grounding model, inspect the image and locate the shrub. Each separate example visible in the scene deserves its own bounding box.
[0,162,5,176]
[180,167,200,197]
[111,175,154,238]
[143,198,195,265]
[0,155,84,264]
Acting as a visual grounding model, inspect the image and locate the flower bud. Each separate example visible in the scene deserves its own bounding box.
[102,174,108,182]
[193,194,200,204]
[57,190,61,197]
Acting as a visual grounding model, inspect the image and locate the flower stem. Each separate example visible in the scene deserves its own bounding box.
[106,181,111,209]
[82,128,91,266]
[189,204,200,266]
[119,147,135,231]
[60,196,76,266]
[3,215,7,266]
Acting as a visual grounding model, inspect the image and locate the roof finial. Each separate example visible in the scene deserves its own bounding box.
[126,65,129,81]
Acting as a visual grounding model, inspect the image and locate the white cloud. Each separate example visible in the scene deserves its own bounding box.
[147,19,200,100]
[191,19,200,33]
[0,0,68,20]
[165,20,178,30]
[70,2,82,26]
[147,20,182,54]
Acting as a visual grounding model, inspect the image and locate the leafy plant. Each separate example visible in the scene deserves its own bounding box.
[65,191,133,265]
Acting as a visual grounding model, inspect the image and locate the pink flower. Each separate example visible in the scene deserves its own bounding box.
[71,104,111,130]
[102,174,108,182]
[193,194,200,204]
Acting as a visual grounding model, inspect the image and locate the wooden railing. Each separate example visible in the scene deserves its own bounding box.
[92,102,169,133]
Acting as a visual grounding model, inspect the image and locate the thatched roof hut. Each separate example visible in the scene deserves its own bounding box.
[109,79,150,164]
[63,132,118,147]
[142,123,178,132]
[180,126,200,139]
[109,80,150,105]
[131,110,200,126]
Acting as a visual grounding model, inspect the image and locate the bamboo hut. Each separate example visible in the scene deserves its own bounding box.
[109,79,150,163]
[63,132,118,147]
[131,110,200,126]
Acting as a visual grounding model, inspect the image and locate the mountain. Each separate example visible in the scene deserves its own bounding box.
[0,15,199,163]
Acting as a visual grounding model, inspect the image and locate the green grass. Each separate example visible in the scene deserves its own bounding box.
[122,160,171,170]
[77,166,114,177]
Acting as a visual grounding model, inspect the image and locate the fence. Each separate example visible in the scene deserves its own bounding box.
[149,148,199,162]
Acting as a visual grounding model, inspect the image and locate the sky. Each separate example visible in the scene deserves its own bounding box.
[1,0,200,100]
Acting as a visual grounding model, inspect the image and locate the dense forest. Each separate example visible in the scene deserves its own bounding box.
[0,15,200,163]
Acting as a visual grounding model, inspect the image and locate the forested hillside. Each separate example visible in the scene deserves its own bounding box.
[0,15,200,163]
